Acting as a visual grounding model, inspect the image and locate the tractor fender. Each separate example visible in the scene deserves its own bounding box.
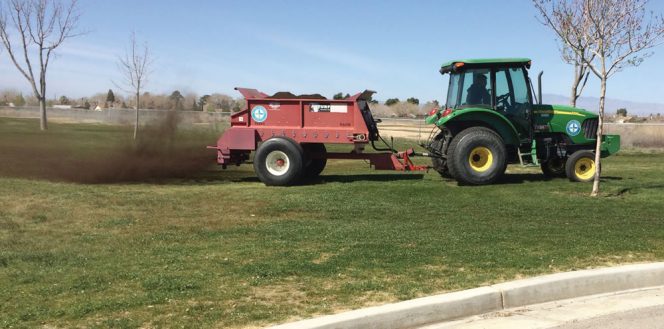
[435,108,520,145]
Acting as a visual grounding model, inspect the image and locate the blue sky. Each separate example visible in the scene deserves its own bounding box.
[1,0,664,104]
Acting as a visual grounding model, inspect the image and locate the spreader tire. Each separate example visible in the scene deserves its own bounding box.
[302,143,327,179]
[253,138,304,186]
[565,150,597,183]
[447,127,507,185]
[430,135,452,178]
[541,156,567,178]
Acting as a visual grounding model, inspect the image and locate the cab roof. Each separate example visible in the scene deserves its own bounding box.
[440,58,532,74]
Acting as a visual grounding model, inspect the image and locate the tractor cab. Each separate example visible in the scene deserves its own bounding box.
[440,58,534,138]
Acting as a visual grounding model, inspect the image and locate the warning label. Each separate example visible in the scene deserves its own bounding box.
[309,103,348,113]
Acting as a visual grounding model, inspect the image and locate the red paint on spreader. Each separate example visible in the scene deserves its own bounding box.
[210,88,426,172]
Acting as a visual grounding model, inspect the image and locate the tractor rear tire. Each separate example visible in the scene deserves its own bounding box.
[447,127,507,185]
[565,150,597,183]
[253,137,304,186]
[430,135,452,178]
[302,143,327,179]
[541,157,567,178]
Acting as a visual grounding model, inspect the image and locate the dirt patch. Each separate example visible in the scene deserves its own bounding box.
[0,113,216,184]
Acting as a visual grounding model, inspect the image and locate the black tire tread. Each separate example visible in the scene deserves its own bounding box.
[302,143,327,180]
[253,138,304,186]
[447,127,507,185]
[565,150,596,183]
[541,157,567,178]
[430,135,453,178]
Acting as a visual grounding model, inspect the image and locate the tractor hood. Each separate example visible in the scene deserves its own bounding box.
[533,104,599,143]
[532,104,597,120]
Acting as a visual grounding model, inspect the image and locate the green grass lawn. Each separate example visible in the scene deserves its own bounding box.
[1,118,663,328]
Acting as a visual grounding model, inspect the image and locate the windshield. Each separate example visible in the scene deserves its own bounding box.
[445,74,460,109]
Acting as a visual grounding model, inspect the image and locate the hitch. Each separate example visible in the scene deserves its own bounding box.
[395,148,430,171]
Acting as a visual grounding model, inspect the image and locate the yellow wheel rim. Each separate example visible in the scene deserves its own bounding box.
[468,146,493,172]
[574,157,596,181]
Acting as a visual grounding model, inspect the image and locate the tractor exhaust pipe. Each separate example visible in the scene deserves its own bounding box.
[538,71,543,105]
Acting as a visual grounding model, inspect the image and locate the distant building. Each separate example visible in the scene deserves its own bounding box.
[53,105,72,109]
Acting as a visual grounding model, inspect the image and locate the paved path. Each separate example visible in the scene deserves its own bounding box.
[553,304,664,329]
[419,286,664,329]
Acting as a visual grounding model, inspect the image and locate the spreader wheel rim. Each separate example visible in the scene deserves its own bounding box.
[265,150,290,176]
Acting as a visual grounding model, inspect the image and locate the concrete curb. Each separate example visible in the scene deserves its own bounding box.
[494,262,664,309]
[268,262,664,329]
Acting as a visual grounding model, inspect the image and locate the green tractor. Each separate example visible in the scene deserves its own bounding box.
[424,58,620,185]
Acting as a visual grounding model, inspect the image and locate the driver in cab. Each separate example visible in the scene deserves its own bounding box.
[466,74,491,106]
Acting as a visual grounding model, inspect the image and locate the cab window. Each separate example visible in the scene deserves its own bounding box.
[495,67,531,135]
[457,69,491,108]
[445,74,460,109]
[510,67,529,104]
[495,67,531,113]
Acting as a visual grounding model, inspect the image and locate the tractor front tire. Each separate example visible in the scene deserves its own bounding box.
[447,127,507,185]
[430,135,452,178]
[541,157,567,178]
[565,150,597,183]
[253,138,304,186]
[301,143,327,179]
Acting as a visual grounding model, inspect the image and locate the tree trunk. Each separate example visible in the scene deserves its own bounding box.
[570,64,581,107]
[134,91,139,140]
[570,84,578,107]
[590,77,606,197]
[39,79,48,130]
[39,97,48,130]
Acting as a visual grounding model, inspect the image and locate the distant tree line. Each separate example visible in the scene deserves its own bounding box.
[2,87,443,118]
[0,88,246,112]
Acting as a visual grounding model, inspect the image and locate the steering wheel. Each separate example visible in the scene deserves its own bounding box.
[496,93,510,109]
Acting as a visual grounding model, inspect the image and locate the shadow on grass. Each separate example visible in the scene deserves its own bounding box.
[608,184,664,196]
[602,176,624,180]
[439,173,551,186]
[308,173,425,184]
[235,173,425,185]
[450,173,624,186]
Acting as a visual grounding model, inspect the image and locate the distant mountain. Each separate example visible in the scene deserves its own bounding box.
[541,94,664,116]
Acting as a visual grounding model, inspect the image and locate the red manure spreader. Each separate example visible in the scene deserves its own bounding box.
[210,88,427,185]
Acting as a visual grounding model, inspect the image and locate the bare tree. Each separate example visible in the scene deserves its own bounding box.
[116,32,153,140]
[0,0,81,130]
[534,0,664,196]
[562,43,594,107]
[535,0,595,107]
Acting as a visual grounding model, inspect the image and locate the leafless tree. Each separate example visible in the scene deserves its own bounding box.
[534,0,664,196]
[0,0,81,130]
[116,32,153,140]
[535,0,596,107]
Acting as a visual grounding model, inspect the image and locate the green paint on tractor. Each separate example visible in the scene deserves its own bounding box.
[424,58,620,185]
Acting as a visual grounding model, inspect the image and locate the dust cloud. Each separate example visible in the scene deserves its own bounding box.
[1,113,217,184]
